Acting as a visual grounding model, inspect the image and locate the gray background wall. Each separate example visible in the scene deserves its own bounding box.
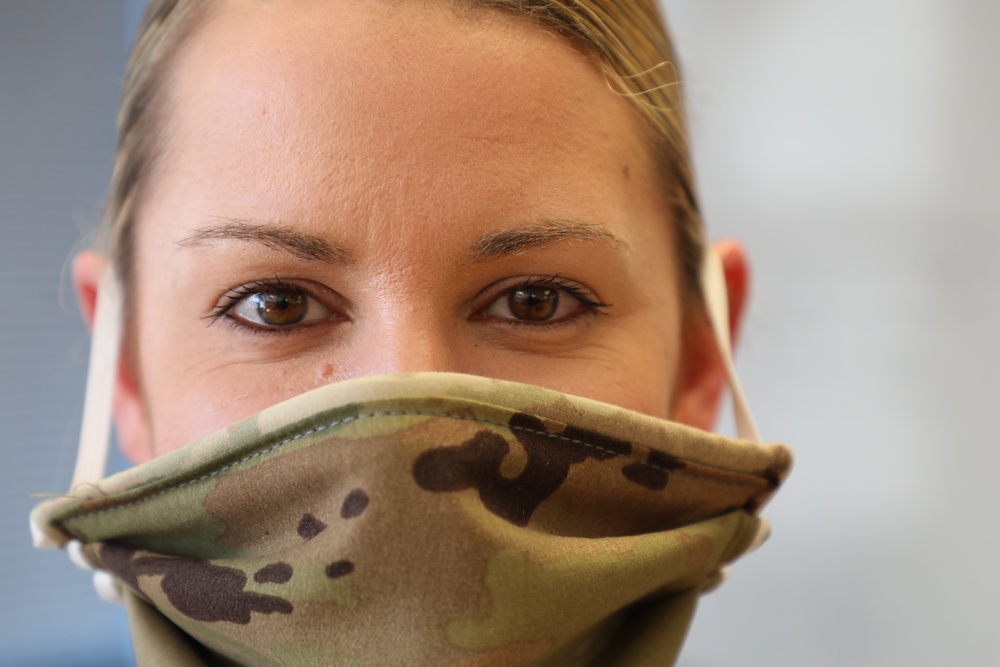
[1,1,997,665]
[1,2,134,665]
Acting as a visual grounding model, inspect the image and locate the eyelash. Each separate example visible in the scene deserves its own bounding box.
[205,274,611,333]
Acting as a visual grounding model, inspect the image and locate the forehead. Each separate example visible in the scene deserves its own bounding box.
[149,0,666,253]
[183,0,602,113]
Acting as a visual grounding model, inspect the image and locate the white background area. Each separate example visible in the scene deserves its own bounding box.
[1,1,998,665]
[667,1,1000,665]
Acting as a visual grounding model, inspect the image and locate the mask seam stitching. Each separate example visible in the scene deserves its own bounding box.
[61,409,768,525]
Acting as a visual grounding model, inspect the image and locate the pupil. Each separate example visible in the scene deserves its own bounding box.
[253,290,307,325]
[509,287,558,321]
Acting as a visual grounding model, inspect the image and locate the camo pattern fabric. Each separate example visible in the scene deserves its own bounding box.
[32,372,792,667]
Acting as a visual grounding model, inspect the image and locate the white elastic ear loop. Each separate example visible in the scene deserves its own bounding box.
[70,263,123,490]
[52,264,125,603]
[699,247,761,443]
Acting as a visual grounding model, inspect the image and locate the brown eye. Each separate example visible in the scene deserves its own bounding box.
[482,279,600,324]
[249,290,307,325]
[508,286,559,321]
[228,287,332,328]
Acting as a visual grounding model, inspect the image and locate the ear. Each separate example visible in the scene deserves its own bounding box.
[671,239,750,431]
[72,250,155,464]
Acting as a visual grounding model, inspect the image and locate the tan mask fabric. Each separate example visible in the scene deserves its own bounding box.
[32,373,791,666]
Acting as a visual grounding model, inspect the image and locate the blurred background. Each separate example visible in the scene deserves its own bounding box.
[1,1,997,665]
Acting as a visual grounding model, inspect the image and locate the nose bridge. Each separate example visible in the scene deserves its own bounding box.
[354,303,458,376]
[383,318,453,374]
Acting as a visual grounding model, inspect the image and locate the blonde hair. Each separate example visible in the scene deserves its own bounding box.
[102,0,704,300]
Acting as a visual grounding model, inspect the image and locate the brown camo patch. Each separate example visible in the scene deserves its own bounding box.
[253,562,293,584]
[297,513,327,540]
[413,412,643,526]
[100,545,293,625]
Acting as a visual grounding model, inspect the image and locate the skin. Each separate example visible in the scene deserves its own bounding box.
[74,0,749,463]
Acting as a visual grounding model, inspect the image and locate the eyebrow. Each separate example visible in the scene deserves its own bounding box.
[177,218,626,265]
[471,219,629,262]
[177,219,353,265]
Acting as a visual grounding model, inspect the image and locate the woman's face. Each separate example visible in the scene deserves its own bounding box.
[106,0,724,461]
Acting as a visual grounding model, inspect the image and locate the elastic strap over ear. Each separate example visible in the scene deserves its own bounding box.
[699,247,761,443]
[70,263,123,490]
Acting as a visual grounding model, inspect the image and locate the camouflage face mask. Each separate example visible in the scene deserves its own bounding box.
[31,251,792,667]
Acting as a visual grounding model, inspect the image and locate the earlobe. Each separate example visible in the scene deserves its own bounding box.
[72,251,155,464]
[671,240,751,431]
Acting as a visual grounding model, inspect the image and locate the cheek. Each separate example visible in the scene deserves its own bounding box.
[147,383,304,458]
[608,268,686,419]
[505,307,683,422]
[562,350,679,420]
[604,326,682,420]
[138,340,322,456]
